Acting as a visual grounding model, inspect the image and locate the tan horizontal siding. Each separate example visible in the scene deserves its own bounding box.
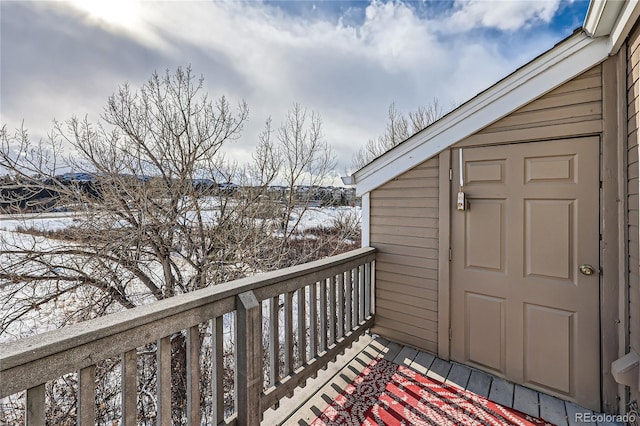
[370,157,439,353]
[372,207,438,218]
[376,308,438,333]
[476,64,602,140]
[372,188,438,198]
[377,178,439,189]
[372,234,437,249]
[630,130,639,148]
[377,252,438,269]
[377,260,438,277]
[374,315,437,341]
[371,214,438,227]
[459,121,603,147]
[376,298,438,321]
[371,224,437,239]
[377,289,437,311]
[517,87,601,113]
[371,325,438,354]
[373,243,438,259]
[376,279,438,300]
[376,270,438,289]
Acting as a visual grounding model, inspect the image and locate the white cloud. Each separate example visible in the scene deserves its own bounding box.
[1,0,573,175]
[447,0,561,32]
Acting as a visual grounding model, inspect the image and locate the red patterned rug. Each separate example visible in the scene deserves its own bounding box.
[311,357,555,426]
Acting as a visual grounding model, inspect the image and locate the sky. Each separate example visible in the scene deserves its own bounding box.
[1,0,590,182]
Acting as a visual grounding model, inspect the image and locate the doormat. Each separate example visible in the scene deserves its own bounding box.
[311,357,555,426]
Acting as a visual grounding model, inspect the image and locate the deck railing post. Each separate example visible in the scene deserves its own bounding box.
[186,326,201,425]
[284,291,294,373]
[26,384,45,426]
[328,276,336,345]
[365,262,372,317]
[78,365,96,425]
[309,283,318,359]
[122,350,137,425]
[157,336,172,426]
[319,280,328,352]
[211,316,225,424]
[236,290,262,426]
[359,265,366,322]
[268,297,280,388]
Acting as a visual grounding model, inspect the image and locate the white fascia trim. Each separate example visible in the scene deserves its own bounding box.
[610,1,640,54]
[354,34,609,197]
[361,192,370,247]
[584,0,609,37]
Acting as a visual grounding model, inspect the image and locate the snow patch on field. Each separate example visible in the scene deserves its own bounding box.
[0,206,362,343]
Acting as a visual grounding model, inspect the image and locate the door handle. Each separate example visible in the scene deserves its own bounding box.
[579,264,596,276]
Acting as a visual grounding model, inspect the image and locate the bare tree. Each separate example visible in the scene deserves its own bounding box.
[273,103,337,265]
[0,67,358,424]
[352,99,444,170]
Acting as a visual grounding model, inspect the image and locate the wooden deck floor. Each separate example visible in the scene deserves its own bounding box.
[263,334,622,426]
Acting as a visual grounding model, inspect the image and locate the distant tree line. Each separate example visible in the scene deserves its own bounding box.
[0,174,356,214]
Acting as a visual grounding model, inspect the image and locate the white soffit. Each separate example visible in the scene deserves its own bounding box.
[610,1,640,53]
[353,33,609,196]
[584,0,640,54]
[584,0,623,37]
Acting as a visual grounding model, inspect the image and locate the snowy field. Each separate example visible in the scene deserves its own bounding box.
[0,206,362,343]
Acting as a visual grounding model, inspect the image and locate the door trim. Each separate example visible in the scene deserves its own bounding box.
[437,150,451,361]
[440,136,607,411]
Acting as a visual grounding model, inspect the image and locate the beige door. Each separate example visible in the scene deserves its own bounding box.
[450,137,600,410]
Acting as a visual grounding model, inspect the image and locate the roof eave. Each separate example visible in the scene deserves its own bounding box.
[352,33,609,196]
[585,0,640,53]
[609,1,640,53]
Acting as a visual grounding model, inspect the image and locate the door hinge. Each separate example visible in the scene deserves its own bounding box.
[449,327,452,340]
[449,168,453,181]
[449,248,452,261]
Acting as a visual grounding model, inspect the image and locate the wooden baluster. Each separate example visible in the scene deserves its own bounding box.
[359,265,366,323]
[328,276,336,346]
[211,316,224,424]
[26,384,45,426]
[370,260,376,315]
[337,272,345,340]
[365,262,372,318]
[353,267,360,326]
[297,287,307,365]
[122,350,137,425]
[78,365,96,425]
[269,296,280,387]
[236,291,262,426]
[309,283,318,359]
[345,269,352,333]
[284,291,294,374]
[319,279,327,352]
[186,326,200,425]
[157,336,171,426]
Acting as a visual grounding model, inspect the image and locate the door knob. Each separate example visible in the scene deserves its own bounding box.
[579,264,596,276]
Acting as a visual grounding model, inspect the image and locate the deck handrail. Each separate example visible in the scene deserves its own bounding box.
[0,246,376,425]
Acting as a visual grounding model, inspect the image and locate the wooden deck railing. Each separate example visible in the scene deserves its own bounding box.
[0,247,376,425]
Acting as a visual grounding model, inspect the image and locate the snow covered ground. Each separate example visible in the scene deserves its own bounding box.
[0,206,362,343]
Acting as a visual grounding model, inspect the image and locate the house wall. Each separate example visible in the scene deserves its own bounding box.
[369,157,439,353]
[456,64,603,147]
[627,23,640,406]
[369,66,605,358]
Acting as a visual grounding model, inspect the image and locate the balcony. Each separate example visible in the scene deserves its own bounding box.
[0,248,375,425]
[0,247,619,425]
